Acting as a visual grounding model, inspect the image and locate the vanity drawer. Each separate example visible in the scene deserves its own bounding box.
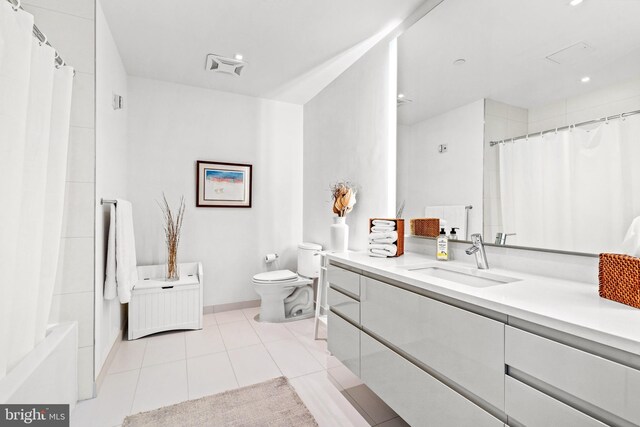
[328,287,360,324]
[327,264,360,297]
[327,311,360,377]
[361,332,503,427]
[361,276,505,410]
[505,326,640,425]
[505,377,606,427]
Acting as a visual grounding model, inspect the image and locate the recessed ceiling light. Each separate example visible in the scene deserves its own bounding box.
[569,0,583,6]
[581,76,591,83]
[397,93,405,99]
[234,53,244,61]
[453,58,466,66]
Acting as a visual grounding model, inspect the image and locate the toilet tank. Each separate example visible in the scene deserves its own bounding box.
[298,242,323,278]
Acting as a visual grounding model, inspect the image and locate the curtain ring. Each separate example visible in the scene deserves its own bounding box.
[555,128,558,134]
[540,131,544,139]
[40,34,48,46]
[12,0,21,11]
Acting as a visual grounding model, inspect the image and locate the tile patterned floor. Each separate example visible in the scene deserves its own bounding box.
[71,307,409,427]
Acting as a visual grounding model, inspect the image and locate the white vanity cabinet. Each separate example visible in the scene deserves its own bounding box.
[361,333,503,427]
[361,276,505,411]
[505,326,640,426]
[326,260,640,427]
[326,264,362,377]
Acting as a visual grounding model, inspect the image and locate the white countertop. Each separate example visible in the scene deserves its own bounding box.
[326,251,640,355]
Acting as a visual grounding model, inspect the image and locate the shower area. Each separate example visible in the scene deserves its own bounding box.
[0,0,80,405]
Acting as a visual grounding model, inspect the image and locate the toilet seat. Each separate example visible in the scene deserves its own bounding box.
[253,269,299,284]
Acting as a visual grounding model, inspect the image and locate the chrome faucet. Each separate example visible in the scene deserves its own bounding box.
[466,233,489,269]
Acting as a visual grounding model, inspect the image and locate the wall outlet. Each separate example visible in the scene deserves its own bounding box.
[438,144,448,153]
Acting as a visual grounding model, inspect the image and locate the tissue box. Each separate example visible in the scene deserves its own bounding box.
[410,218,440,237]
[369,218,404,257]
[599,253,640,309]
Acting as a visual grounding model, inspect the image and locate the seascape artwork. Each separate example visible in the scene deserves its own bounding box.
[204,169,246,201]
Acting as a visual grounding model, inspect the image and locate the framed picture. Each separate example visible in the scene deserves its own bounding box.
[196,161,252,208]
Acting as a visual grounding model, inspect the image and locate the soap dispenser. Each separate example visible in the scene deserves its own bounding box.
[437,227,449,261]
[449,227,459,240]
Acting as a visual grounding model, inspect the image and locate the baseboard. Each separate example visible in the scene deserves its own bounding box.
[203,299,261,314]
[95,329,124,394]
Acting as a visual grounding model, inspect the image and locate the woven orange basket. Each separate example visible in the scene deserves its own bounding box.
[599,253,640,309]
[410,218,440,238]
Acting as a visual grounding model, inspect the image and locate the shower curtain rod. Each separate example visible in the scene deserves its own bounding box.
[489,108,640,147]
[6,0,67,68]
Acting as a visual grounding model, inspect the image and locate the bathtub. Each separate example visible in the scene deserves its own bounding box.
[0,322,78,408]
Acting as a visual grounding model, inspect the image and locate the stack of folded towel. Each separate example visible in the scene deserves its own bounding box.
[369,220,398,257]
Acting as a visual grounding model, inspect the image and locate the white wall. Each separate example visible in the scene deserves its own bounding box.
[23,0,96,400]
[127,77,303,307]
[303,40,397,251]
[399,100,485,237]
[95,0,128,378]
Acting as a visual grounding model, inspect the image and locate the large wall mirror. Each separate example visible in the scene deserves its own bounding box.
[397,0,640,255]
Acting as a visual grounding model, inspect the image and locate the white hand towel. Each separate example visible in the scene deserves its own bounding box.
[368,243,397,257]
[369,231,398,242]
[371,225,395,232]
[104,199,139,303]
[115,199,138,303]
[372,219,396,227]
[104,204,117,300]
[622,216,640,258]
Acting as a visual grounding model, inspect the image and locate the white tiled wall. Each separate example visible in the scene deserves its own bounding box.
[23,0,96,400]
[528,76,640,133]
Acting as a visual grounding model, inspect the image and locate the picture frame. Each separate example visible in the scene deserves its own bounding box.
[196,161,252,208]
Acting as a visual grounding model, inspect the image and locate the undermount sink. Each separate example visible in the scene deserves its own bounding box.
[402,263,520,288]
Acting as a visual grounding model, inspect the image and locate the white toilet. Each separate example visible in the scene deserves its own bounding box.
[253,242,322,322]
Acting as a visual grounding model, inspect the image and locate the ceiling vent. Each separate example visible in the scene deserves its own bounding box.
[546,42,595,65]
[205,54,246,77]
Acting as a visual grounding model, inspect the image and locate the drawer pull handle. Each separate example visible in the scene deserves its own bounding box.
[162,285,174,289]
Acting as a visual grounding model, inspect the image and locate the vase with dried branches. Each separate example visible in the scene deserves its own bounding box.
[159,194,185,281]
[329,182,357,252]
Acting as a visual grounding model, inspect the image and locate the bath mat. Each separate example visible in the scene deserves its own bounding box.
[122,376,318,427]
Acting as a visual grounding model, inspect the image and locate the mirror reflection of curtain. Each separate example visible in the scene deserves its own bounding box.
[0,2,73,379]
[498,114,640,254]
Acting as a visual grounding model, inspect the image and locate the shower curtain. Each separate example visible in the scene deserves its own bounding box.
[498,114,640,254]
[0,1,73,379]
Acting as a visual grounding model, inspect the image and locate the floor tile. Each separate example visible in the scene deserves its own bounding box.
[131,360,189,414]
[342,391,376,426]
[218,320,261,350]
[284,317,316,337]
[289,370,370,427]
[141,331,185,367]
[345,384,398,425]
[227,344,282,387]
[376,417,411,427]
[250,320,296,343]
[186,352,238,400]
[202,313,217,326]
[71,370,138,427]
[328,364,364,390]
[214,309,246,324]
[297,334,341,369]
[264,339,324,378]
[185,325,226,358]
[108,339,147,374]
[242,306,260,320]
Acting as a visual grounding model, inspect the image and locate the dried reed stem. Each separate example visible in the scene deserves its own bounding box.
[158,193,185,280]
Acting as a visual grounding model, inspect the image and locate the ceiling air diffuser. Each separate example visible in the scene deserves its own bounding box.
[205,54,246,77]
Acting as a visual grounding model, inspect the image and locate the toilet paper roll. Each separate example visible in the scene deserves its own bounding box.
[265,253,279,263]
